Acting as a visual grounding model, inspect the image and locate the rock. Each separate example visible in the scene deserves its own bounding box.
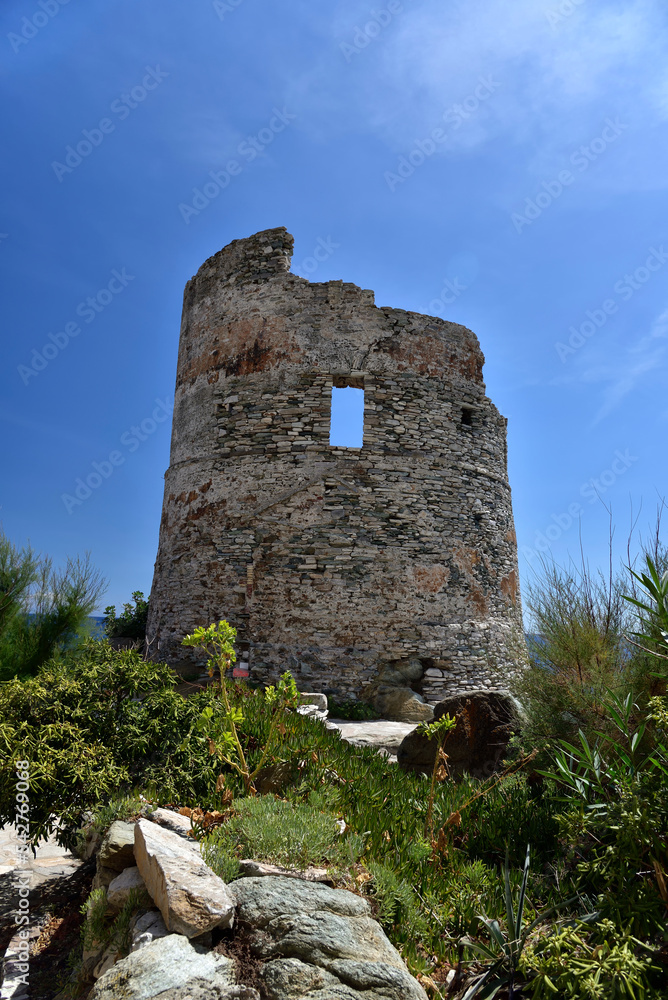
[238,860,332,883]
[134,818,235,937]
[397,690,518,778]
[296,704,328,721]
[299,692,328,713]
[377,656,424,687]
[93,945,122,979]
[130,910,169,952]
[327,719,418,757]
[107,866,149,913]
[147,807,193,839]
[373,686,434,723]
[254,760,295,794]
[89,933,237,1000]
[99,821,136,872]
[230,876,428,1000]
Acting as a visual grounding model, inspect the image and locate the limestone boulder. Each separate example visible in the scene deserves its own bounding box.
[397,690,518,778]
[130,910,169,952]
[95,820,137,889]
[230,876,428,1000]
[89,934,241,1000]
[299,692,328,713]
[146,807,193,839]
[107,866,149,913]
[373,686,434,723]
[134,819,235,937]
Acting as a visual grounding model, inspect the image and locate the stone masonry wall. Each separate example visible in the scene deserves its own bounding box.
[146,227,527,702]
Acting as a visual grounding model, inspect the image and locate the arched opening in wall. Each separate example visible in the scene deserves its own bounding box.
[330,376,364,447]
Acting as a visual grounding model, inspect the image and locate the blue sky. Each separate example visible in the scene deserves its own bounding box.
[2,0,667,616]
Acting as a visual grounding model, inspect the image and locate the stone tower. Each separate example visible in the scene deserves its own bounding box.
[147,227,526,703]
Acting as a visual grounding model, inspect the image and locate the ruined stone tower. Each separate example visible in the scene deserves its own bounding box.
[147,227,526,702]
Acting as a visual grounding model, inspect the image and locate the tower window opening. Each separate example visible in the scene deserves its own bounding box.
[330,384,364,447]
[461,407,473,426]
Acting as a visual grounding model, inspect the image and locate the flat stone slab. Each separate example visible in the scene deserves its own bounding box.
[134,819,235,937]
[327,720,418,757]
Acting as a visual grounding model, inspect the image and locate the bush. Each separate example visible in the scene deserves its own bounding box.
[103,591,149,640]
[202,792,363,873]
[0,529,105,680]
[328,697,380,720]
[0,639,218,845]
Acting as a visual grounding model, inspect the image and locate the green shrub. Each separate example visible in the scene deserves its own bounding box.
[103,591,149,640]
[202,792,363,872]
[0,529,105,680]
[0,639,218,845]
[328,697,379,720]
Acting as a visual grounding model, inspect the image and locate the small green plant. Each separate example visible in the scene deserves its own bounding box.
[525,920,660,999]
[202,792,363,872]
[80,886,149,961]
[182,620,300,794]
[103,591,149,641]
[415,713,457,839]
[461,845,579,1000]
[540,690,668,935]
[328,697,379,720]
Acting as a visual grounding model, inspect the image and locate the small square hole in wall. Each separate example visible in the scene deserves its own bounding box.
[461,407,473,426]
[330,386,364,447]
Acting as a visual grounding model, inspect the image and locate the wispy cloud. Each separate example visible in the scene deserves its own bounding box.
[580,306,668,423]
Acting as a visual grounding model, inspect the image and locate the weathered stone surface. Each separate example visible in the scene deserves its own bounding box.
[238,860,332,882]
[397,690,518,778]
[230,876,427,1000]
[90,934,236,1000]
[147,807,193,839]
[373,686,434,723]
[300,692,328,712]
[146,227,528,702]
[99,821,136,872]
[134,819,235,937]
[327,719,417,757]
[107,866,149,913]
[130,910,168,952]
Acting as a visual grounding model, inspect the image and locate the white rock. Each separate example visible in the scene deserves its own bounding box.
[107,866,147,912]
[130,910,168,952]
[90,934,236,1000]
[134,819,235,937]
[146,807,193,839]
